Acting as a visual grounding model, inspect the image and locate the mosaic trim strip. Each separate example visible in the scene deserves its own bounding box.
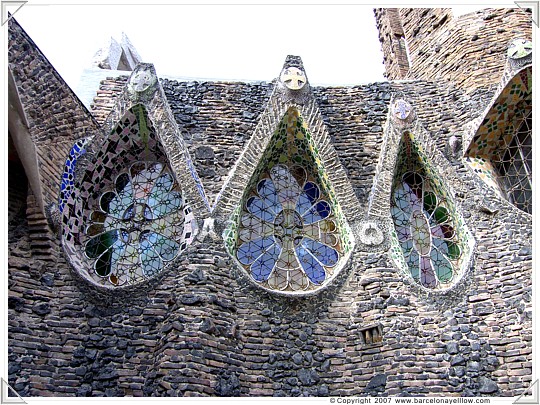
[59,138,90,215]
[463,157,505,196]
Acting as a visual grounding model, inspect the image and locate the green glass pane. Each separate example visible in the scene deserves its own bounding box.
[85,231,118,259]
[447,242,461,260]
[95,250,112,277]
[433,207,449,224]
[423,192,437,214]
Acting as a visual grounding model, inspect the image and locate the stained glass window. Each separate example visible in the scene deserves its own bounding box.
[391,134,466,289]
[492,103,532,213]
[236,164,341,291]
[465,67,532,214]
[84,161,195,286]
[225,107,352,293]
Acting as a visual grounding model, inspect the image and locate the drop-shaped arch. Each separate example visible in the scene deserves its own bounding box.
[224,107,354,294]
[61,105,197,288]
[390,132,473,290]
[464,66,532,214]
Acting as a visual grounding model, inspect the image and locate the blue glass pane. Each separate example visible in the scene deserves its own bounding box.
[141,232,180,261]
[295,246,326,285]
[391,206,408,227]
[302,200,331,224]
[395,225,411,242]
[302,238,338,267]
[420,256,437,288]
[144,205,154,220]
[110,240,127,264]
[407,249,419,280]
[150,190,183,218]
[257,179,281,213]
[123,204,135,220]
[237,237,275,265]
[431,247,453,282]
[250,243,281,282]
[139,241,162,277]
[296,193,313,216]
[399,239,414,257]
[153,172,174,193]
[246,196,276,223]
[432,237,449,256]
[109,189,134,218]
[296,182,320,216]
[270,165,301,208]
[393,183,422,214]
[304,182,320,202]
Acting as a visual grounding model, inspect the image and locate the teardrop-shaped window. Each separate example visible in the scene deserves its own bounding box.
[464,66,532,214]
[63,105,197,288]
[225,107,353,294]
[390,132,472,290]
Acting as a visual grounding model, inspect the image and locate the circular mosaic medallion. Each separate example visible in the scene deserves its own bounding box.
[507,39,533,60]
[128,70,157,93]
[392,99,413,121]
[359,221,384,246]
[280,67,307,90]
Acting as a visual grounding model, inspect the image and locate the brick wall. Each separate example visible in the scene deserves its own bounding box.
[375,8,532,91]
[374,8,410,79]
[8,17,100,208]
[8,76,532,397]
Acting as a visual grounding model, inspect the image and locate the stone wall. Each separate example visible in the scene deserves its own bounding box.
[373,8,410,80]
[8,18,101,210]
[161,79,272,207]
[375,8,532,91]
[90,76,129,125]
[8,72,532,397]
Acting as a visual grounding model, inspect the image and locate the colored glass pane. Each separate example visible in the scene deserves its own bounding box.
[235,164,341,291]
[391,134,465,289]
[227,107,352,293]
[84,161,195,286]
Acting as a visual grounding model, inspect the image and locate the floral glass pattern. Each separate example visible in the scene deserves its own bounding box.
[390,133,467,289]
[237,164,340,290]
[225,107,352,293]
[84,161,195,286]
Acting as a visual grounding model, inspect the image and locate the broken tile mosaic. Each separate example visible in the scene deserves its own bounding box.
[59,138,89,214]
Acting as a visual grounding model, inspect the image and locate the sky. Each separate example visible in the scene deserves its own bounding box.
[12,2,386,88]
[8,1,491,91]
